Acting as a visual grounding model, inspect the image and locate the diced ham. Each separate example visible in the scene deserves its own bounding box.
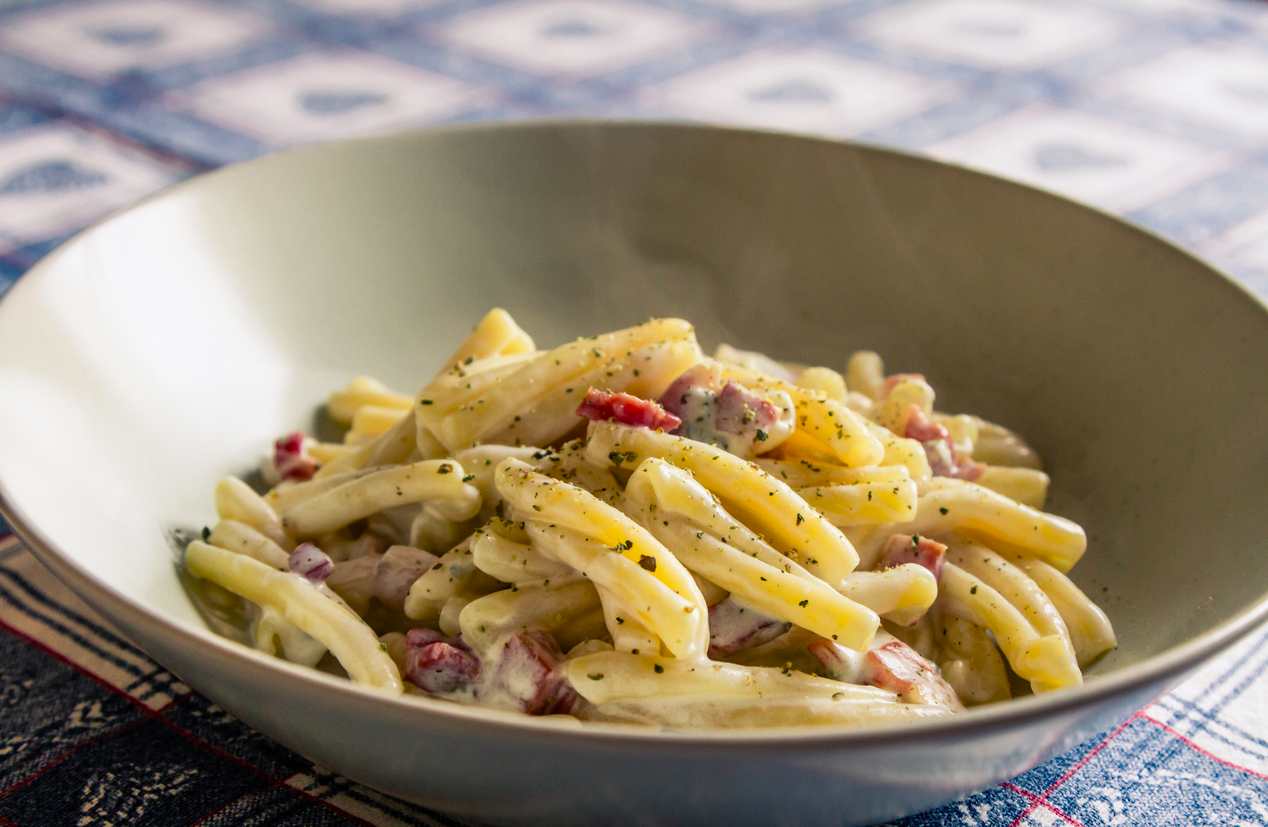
[405,627,577,715]
[325,554,380,615]
[806,637,867,683]
[405,627,448,649]
[493,629,577,715]
[577,388,682,432]
[660,363,722,420]
[404,638,480,695]
[926,443,984,480]
[373,545,439,612]
[714,382,780,435]
[288,543,333,582]
[659,366,786,457]
[808,633,962,709]
[902,405,948,442]
[707,598,791,657]
[273,432,317,482]
[879,533,947,580]
[864,638,963,709]
[904,406,984,481]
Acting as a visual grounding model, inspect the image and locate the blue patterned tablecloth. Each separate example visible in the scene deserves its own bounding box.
[0,1,1265,824]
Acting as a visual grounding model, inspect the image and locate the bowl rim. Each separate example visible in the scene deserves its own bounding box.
[2,118,1266,747]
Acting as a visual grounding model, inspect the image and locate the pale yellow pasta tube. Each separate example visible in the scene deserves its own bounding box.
[946,545,1074,655]
[623,458,878,649]
[439,307,536,373]
[409,505,473,554]
[840,566,938,627]
[184,541,401,693]
[939,563,1081,692]
[486,339,700,450]
[526,522,705,658]
[1004,554,1116,666]
[587,695,952,728]
[265,466,380,512]
[970,417,1043,469]
[306,442,352,465]
[439,591,479,637]
[597,586,661,655]
[253,605,327,667]
[755,458,909,489]
[316,408,427,479]
[872,375,936,434]
[420,318,698,451]
[566,651,891,704]
[419,353,541,420]
[936,615,1011,705]
[215,477,288,548]
[404,536,490,621]
[454,445,540,504]
[658,521,878,650]
[713,343,801,382]
[471,529,572,583]
[798,480,918,526]
[796,366,848,402]
[565,652,951,727]
[283,460,480,538]
[933,413,978,456]
[327,376,413,425]
[458,577,600,655]
[976,466,1050,509]
[347,404,408,441]
[208,519,289,570]
[773,429,840,464]
[867,421,932,481]
[856,478,1086,572]
[720,363,884,467]
[585,422,860,584]
[497,458,707,657]
[846,351,885,400]
[497,460,703,605]
[531,441,623,506]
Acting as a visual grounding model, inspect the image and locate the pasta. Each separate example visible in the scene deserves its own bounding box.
[182,309,1113,728]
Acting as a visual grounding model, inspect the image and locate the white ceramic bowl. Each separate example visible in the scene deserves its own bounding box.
[2,123,1266,826]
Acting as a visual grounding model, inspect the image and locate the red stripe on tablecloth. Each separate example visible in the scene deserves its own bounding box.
[0,92,211,171]
[0,618,376,827]
[1007,711,1141,827]
[1139,713,1268,781]
[1000,782,1086,827]
[0,716,152,800]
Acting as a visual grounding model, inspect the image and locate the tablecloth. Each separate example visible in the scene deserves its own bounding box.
[0,0,1266,824]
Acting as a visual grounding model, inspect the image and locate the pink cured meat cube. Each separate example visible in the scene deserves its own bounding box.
[902,406,949,443]
[903,406,984,481]
[576,388,682,431]
[879,533,947,580]
[660,363,721,420]
[713,382,780,435]
[495,630,578,715]
[864,639,962,709]
[707,599,791,657]
[273,432,317,481]
[405,640,480,695]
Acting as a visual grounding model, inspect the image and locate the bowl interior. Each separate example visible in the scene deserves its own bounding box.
[1,122,1265,689]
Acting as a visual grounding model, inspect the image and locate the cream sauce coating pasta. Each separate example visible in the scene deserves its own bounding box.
[183,310,1113,728]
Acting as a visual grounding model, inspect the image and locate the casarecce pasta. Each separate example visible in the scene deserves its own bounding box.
[183,309,1114,728]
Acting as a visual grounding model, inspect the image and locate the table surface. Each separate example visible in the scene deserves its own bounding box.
[0,0,1266,824]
